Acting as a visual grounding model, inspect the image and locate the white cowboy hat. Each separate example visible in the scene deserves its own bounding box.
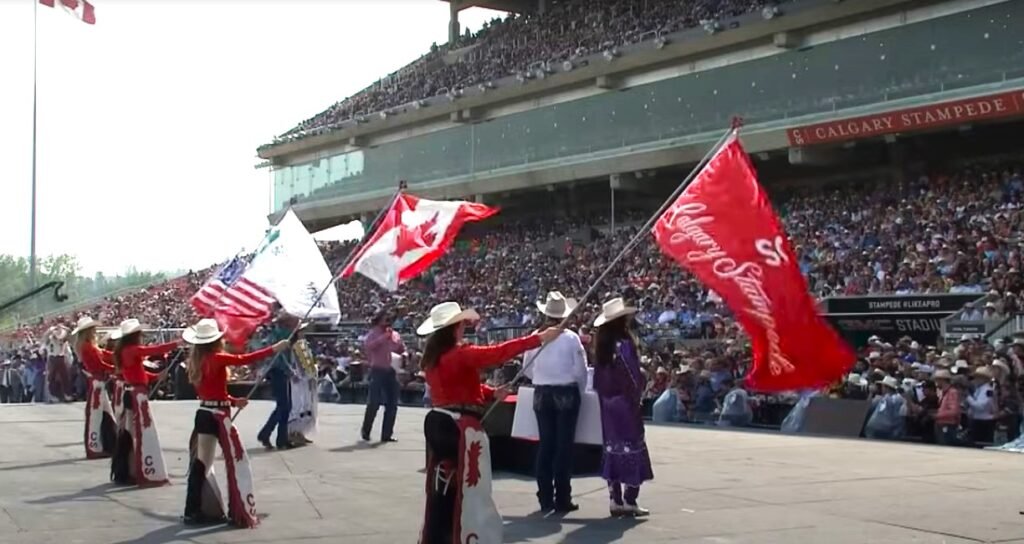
[117,318,142,338]
[993,360,1011,373]
[933,369,953,381]
[536,291,578,319]
[847,373,867,387]
[182,318,225,345]
[71,316,100,336]
[881,376,900,390]
[593,297,637,327]
[416,302,480,336]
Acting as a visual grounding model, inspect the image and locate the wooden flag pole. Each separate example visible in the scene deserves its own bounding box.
[231,183,406,422]
[480,125,739,424]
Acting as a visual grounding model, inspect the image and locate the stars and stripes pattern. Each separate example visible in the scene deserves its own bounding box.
[190,257,275,320]
[39,0,97,25]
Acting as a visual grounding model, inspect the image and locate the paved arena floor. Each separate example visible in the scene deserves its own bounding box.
[1,401,1023,543]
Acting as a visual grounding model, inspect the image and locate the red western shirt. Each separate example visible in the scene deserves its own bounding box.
[425,335,541,408]
[120,342,177,386]
[79,343,114,377]
[196,346,275,403]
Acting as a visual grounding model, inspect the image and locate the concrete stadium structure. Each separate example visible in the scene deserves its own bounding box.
[257,0,1024,231]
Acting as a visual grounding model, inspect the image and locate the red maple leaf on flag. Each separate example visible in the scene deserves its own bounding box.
[392,211,440,259]
[465,441,483,487]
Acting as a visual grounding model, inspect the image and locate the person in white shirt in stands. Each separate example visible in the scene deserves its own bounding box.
[966,366,998,444]
[523,292,588,514]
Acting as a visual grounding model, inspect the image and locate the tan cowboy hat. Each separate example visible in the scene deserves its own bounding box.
[973,366,993,379]
[182,318,225,345]
[536,291,578,319]
[592,297,637,327]
[416,302,480,336]
[117,318,143,338]
[71,316,100,336]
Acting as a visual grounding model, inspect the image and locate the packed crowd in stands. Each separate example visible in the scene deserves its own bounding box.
[4,158,1024,446]
[275,0,783,142]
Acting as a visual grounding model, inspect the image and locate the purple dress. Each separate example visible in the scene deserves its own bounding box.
[593,339,654,487]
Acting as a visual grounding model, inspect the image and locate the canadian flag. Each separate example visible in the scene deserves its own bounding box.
[342,193,498,291]
[40,0,96,25]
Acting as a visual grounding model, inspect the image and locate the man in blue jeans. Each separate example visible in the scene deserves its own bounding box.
[258,318,296,449]
[361,311,406,442]
[524,292,588,514]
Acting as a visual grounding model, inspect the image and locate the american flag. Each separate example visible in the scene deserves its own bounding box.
[190,257,275,319]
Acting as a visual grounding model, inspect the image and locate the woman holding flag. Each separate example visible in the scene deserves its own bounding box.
[109,318,178,487]
[71,316,117,460]
[182,318,289,527]
[417,301,561,544]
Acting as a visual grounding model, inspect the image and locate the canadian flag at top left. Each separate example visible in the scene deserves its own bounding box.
[40,0,96,25]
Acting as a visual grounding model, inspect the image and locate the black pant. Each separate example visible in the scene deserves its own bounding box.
[258,369,290,447]
[422,410,462,544]
[0,386,10,404]
[111,390,135,484]
[362,367,399,440]
[533,385,581,509]
[185,409,226,520]
[969,419,996,445]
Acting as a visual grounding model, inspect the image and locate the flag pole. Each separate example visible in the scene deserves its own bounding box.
[30,0,39,293]
[480,124,739,424]
[230,183,406,422]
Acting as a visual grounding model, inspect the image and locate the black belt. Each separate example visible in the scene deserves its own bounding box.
[435,404,484,418]
[200,400,232,408]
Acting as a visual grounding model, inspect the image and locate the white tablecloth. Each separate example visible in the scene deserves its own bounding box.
[511,386,603,445]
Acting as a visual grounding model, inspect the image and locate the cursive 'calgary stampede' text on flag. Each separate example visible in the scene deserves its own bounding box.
[342,193,498,291]
[651,133,855,391]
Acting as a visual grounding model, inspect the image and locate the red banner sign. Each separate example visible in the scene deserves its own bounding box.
[652,134,855,392]
[787,89,1024,147]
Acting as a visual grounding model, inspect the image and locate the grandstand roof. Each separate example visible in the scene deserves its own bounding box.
[440,0,534,14]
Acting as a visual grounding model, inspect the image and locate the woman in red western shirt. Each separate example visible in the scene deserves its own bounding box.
[109,318,180,486]
[72,316,117,459]
[417,302,560,544]
[182,318,288,527]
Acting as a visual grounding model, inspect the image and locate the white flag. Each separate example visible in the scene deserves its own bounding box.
[243,210,341,324]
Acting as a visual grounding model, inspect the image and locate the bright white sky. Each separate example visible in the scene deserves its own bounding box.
[0,0,499,276]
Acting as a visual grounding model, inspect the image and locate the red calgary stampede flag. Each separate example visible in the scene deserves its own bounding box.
[341,193,498,291]
[651,133,854,391]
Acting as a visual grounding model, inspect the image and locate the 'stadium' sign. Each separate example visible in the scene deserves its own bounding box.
[822,294,982,347]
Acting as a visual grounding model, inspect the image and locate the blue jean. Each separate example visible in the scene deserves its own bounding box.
[534,385,581,508]
[258,368,291,446]
[362,367,399,440]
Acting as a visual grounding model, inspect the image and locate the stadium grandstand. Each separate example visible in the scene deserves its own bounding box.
[7,0,1024,439]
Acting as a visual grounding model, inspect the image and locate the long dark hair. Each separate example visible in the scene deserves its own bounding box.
[112,331,141,373]
[187,340,223,385]
[420,324,459,371]
[593,316,637,367]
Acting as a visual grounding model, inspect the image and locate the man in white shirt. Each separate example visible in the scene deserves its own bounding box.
[966,366,998,444]
[523,292,588,514]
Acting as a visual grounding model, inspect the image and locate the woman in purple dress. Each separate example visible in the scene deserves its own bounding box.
[592,298,654,517]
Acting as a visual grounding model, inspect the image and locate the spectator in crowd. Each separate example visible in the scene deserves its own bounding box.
[864,376,906,440]
[906,380,939,443]
[934,369,961,445]
[718,378,753,427]
[966,366,998,444]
